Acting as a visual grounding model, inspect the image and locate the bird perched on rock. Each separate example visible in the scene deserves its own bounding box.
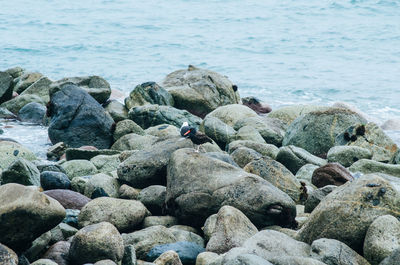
[180,122,212,152]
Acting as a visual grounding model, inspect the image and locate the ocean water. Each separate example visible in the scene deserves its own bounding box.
[1,0,400,153]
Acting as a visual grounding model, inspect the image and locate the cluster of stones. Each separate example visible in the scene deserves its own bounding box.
[0,65,400,265]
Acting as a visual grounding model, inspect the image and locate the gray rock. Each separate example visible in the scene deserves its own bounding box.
[327,145,372,167]
[48,84,114,149]
[227,140,279,159]
[94,260,118,265]
[69,222,124,264]
[138,185,167,215]
[231,125,266,144]
[146,241,205,265]
[380,248,400,265]
[142,216,178,228]
[122,225,177,260]
[230,147,262,168]
[391,149,400,164]
[349,159,400,177]
[204,152,239,167]
[71,175,91,194]
[1,157,40,186]
[111,133,158,151]
[267,256,327,265]
[204,104,258,127]
[20,76,53,102]
[49,223,78,244]
[78,197,150,232]
[244,157,302,203]
[310,238,370,265]
[122,245,137,265]
[64,209,80,227]
[206,206,258,254]
[153,250,182,265]
[14,72,43,94]
[0,183,66,252]
[0,141,37,171]
[0,243,18,265]
[125,82,174,110]
[203,214,217,242]
[276,145,327,174]
[117,137,193,188]
[51,75,111,104]
[24,231,52,262]
[268,105,329,126]
[128,104,202,130]
[0,107,18,119]
[5,66,24,78]
[104,100,128,122]
[145,124,180,139]
[47,142,67,161]
[363,215,400,265]
[195,252,220,265]
[119,184,140,200]
[0,94,46,114]
[283,107,367,157]
[42,241,70,265]
[65,148,120,161]
[90,154,121,174]
[162,65,240,118]
[18,102,47,124]
[200,116,236,148]
[31,259,58,265]
[222,253,273,265]
[84,173,120,198]
[114,119,146,141]
[168,227,204,247]
[0,71,13,104]
[304,185,336,213]
[295,164,319,183]
[297,174,400,253]
[40,171,71,190]
[61,159,98,179]
[165,149,297,228]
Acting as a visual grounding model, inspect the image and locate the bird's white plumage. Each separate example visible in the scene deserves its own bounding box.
[181,122,189,128]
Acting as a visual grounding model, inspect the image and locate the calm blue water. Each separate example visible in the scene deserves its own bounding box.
[1,0,400,149]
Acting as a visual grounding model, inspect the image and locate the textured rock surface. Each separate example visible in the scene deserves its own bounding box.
[113,119,145,141]
[0,243,18,265]
[0,71,13,104]
[42,241,70,265]
[138,185,167,215]
[227,140,279,159]
[230,147,262,168]
[44,189,91,210]
[18,102,47,124]
[0,141,37,171]
[111,133,158,151]
[267,105,328,126]
[104,99,128,122]
[304,185,336,213]
[61,159,97,179]
[327,145,372,167]
[20,76,53,102]
[349,159,400,177]
[311,163,354,188]
[84,173,120,198]
[125,82,174,110]
[276,145,326,174]
[146,241,204,265]
[40,171,71,190]
[0,94,45,114]
[153,250,183,265]
[1,157,40,186]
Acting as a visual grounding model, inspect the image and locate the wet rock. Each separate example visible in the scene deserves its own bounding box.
[165,149,297,228]
[363,215,400,265]
[40,171,71,190]
[78,197,150,232]
[90,154,120,174]
[1,157,40,186]
[145,124,180,139]
[297,174,400,253]
[51,75,111,104]
[111,133,158,151]
[162,65,240,118]
[230,147,262,168]
[310,238,370,265]
[24,231,52,262]
[128,104,202,129]
[18,102,46,124]
[0,243,18,265]
[125,82,174,110]
[336,123,398,162]
[242,96,271,114]
[44,189,91,210]
[0,183,65,252]
[268,105,328,126]
[206,206,258,254]
[283,107,367,157]
[327,145,372,167]
[117,137,193,188]
[61,159,98,179]
[122,225,177,260]
[138,185,166,215]
[311,163,354,188]
[0,71,13,104]
[48,84,114,149]
[42,241,70,265]
[84,173,120,198]
[69,222,124,264]
[146,241,205,265]
[119,184,139,199]
[104,99,128,122]
[0,107,18,119]
[349,159,400,177]
[227,140,279,159]
[276,145,326,174]
[153,250,182,265]
[244,157,302,203]
[113,119,145,141]
[304,185,336,213]
[14,72,43,94]
[142,216,178,228]
[20,76,53,102]
[0,94,46,114]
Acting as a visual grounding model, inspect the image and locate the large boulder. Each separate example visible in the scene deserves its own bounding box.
[69,222,124,264]
[276,145,326,174]
[283,107,367,157]
[0,71,13,104]
[1,158,40,186]
[117,137,193,188]
[297,174,400,253]
[47,84,114,149]
[125,82,174,110]
[111,133,158,151]
[162,65,240,118]
[206,206,258,254]
[165,148,297,228]
[128,104,202,129]
[50,76,111,104]
[244,157,302,203]
[0,141,36,172]
[268,105,328,126]
[78,197,150,232]
[349,159,400,177]
[0,183,66,251]
[42,241,70,265]
[18,102,47,124]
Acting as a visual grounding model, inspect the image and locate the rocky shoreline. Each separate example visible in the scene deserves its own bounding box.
[0,65,400,265]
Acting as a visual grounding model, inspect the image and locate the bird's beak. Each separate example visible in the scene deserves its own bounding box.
[184,130,191,136]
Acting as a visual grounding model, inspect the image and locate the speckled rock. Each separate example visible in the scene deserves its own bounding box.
[0,243,18,265]
[1,157,40,186]
[138,185,167,215]
[119,184,140,199]
[142,216,178,228]
[14,72,43,94]
[380,248,400,265]
[62,159,98,179]
[90,154,121,174]
[0,141,37,172]
[0,94,46,114]
[31,259,58,265]
[20,76,53,102]
[153,250,183,265]
[145,124,180,139]
[113,119,145,141]
[304,185,336,213]
[276,145,326,174]
[268,105,328,126]
[84,173,120,198]
[327,145,372,167]
[125,82,174,110]
[104,100,128,122]
[349,159,400,177]
[25,231,52,262]
[199,116,236,148]
[42,241,70,265]
[111,133,158,151]
[227,140,279,159]
[230,147,262,168]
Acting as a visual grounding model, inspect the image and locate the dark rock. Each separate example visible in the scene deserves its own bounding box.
[44,189,91,210]
[65,148,120,161]
[125,82,174,110]
[18,102,46,124]
[34,161,66,174]
[138,185,167,215]
[304,185,337,213]
[0,71,13,104]
[122,245,137,265]
[24,231,52,262]
[40,171,71,190]
[64,209,80,227]
[1,157,40,186]
[48,84,114,149]
[42,241,70,265]
[200,116,236,149]
[146,241,205,265]
[242,96,272,114]
[47,142,68,161]
[311,163,354,188]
